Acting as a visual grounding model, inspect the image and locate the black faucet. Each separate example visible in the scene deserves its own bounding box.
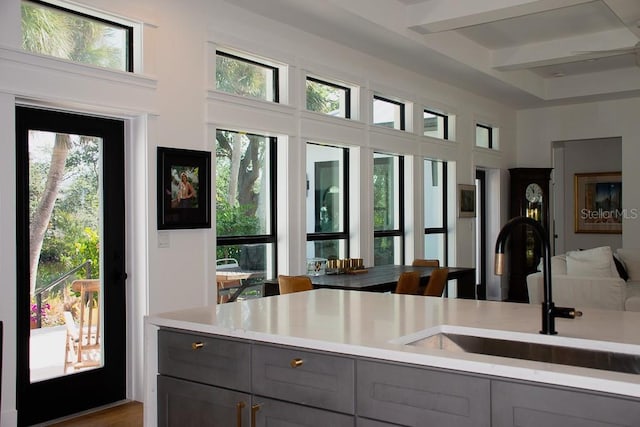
[494,216,582,335]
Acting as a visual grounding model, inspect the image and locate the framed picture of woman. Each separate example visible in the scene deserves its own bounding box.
[157,147,211,229]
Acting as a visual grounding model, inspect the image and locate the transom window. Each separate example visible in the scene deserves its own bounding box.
[306,143,349,261]
[216,50,279,102]
[476,124,493,149]
[215,129,277,300]
[306,77,351,118]
[424,109,448,140]
[424,159,448,266]
[373,95,405,130]
[21,0,133,72]
[373,153,404,266]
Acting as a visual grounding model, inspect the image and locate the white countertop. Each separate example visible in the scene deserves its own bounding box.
[146,289,640,398]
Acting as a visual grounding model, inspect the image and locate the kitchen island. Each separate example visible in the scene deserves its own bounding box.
[145,289,640,426]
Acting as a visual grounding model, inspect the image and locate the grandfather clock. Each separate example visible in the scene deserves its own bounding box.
[508,168,552,302]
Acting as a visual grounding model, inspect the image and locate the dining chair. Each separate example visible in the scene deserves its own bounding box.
[423,267,449,297]
[412,259,440,267]
[394,271,422,295]
[278,275,313,294]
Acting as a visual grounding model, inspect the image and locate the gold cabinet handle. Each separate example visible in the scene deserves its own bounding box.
[250,404,261,427]
[290,358,303,368]
[192,341,204,350]
[236,401,246,427]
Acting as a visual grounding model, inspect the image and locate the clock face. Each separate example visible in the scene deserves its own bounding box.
[525,183,543,203]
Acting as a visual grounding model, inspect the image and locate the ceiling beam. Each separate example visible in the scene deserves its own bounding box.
[406,0,594,33]
[492,28,640,70]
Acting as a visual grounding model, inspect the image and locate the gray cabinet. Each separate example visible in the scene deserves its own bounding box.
[158,329,355,426]
[254,397,354,426]
[157,375,251,427]
[492,380,640,427]
[158,328,640,427]
[252,343,355,414]
[357,359,491,427]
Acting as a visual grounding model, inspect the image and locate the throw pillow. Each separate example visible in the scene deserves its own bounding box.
[565,246,617,278]
[613,253,629,281]
[616,249,640,281]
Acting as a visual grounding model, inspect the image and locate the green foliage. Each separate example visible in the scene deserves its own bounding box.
[216,55,267,99]
[21,0,125,70]
[306,80,341,114]
[216,199,260,237]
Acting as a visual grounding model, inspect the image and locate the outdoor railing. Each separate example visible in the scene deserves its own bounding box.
[32,261,93,328]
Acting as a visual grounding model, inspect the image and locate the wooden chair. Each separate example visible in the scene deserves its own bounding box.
[394,271,421,295]
[278,275,313,294]
[423,267,449,297]
[412,259,440,267]
[64,279,101,373]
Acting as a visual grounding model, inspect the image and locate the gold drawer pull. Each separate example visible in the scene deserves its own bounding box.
[236,401,246,427]
[192,341,204,350]
[251,404,261,427]
[290,358,303,368]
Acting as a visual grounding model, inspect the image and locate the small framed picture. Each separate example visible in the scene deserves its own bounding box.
[157,147,211,229]
[458,184,476,218]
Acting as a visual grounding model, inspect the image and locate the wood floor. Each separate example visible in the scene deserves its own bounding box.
[48,401,143,427]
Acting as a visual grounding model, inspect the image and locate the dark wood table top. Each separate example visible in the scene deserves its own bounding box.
[306,264,474,292]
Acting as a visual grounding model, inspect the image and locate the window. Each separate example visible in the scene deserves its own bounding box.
[216,51,279,102]
[476,124,493,149]
[216,130,277,297]
[373,153,404,266]
[373,95,405,130]
[424,159,448,265]
[21,0,133,72]
[306,77,350,118]
[424,109,448,139]
[306,143,349,260]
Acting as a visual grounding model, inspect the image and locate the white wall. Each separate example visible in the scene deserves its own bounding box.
[0,0,517,424]
[517,98,640,250]
[553,138,622,253]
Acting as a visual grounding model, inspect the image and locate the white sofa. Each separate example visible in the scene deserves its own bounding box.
[526,246,640,312]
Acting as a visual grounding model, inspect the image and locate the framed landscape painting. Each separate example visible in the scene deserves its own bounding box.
[574,171,622,234]
[157,147,211,229]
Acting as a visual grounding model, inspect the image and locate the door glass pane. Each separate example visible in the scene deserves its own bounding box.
[374,154,400,231]
[374,236,402,266]
[306,239,347,260]
[216,130,271,237]
[424,233,445,265]
[424,160,444,228]
[28,130,103,382]
[306,144,345,234]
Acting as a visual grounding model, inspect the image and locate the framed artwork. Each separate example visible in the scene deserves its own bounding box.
[574,171,622,234]
[157,147,211,229]
[458,184,476,218]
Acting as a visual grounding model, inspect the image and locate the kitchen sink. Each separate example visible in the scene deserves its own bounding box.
[407,331,640,374]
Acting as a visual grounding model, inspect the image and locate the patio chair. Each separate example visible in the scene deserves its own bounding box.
[64,279,101,372]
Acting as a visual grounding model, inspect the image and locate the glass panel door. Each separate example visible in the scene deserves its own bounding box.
[16,106,126,426]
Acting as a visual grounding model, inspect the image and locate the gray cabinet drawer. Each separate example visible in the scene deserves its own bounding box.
[157,375,251,427]
[252,343,355,414]
[357,360,490,427]
[255,397,354,426]
[158,329,251,392]
[492,380,640,427]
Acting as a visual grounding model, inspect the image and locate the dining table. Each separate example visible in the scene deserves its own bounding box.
[261,264,477,299]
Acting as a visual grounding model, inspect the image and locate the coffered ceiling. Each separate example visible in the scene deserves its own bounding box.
[228,0,640,108]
